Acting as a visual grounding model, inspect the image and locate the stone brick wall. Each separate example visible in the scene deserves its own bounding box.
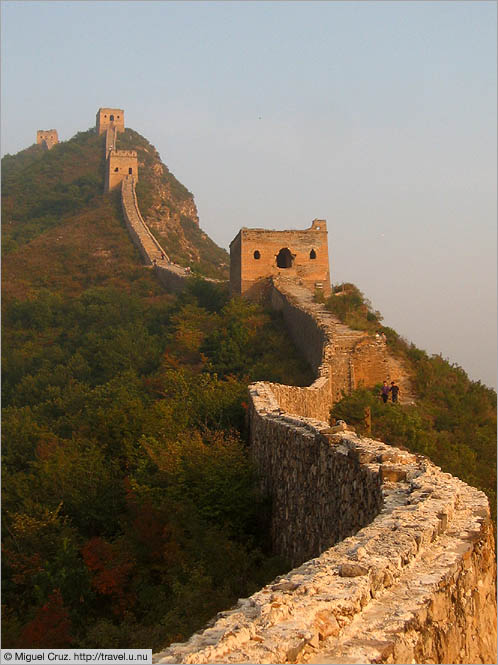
[230,220,331,298]
[105,126,117,155]
[154,429,496,665]
[249,393,383,566]
[121,175,169,264]
[265,277,396,418]
[152,271,496,665]
[120,176,196,293]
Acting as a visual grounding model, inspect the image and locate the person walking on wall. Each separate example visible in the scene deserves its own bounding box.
[381,381,390,404]
[390,381,400,404]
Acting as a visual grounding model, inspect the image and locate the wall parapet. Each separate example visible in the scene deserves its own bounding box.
[153,274,496,665]
[121,175,168,265]
[154,424,496,663]
[120,176,223,294]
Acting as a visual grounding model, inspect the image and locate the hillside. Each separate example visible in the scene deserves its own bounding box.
[1,131,313,649]
[1,127,228,302]
[118,129,229,278]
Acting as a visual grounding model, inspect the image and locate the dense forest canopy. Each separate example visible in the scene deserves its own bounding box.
[1,130,313,649]
[2,278,313,649]
[2,129,496,650]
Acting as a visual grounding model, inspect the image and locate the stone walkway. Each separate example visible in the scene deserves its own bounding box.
[275,277,416,404]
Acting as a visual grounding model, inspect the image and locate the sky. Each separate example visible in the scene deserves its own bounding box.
[1,1,496,389]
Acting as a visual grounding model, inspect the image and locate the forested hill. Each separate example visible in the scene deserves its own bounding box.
[1,131,312,649]
[1,127,228,301]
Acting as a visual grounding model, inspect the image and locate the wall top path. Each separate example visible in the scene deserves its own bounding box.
[270,275,416,405]
[120,176,223,290]
[152,267,495,664]
[153,427,495,664]
[153,271,495,664]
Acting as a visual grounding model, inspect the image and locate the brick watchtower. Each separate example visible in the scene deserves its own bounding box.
[36,129,59,150]
[105,150,138,192]
[230,220,331,299]
[96,108,125,135]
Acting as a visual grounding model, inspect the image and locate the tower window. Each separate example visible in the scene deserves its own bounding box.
[310,249,316,259]
[253,250,261,259]
[128,167,133,174]
[276,248,293,269]
[110,114,115,121]
[114,167,119,172]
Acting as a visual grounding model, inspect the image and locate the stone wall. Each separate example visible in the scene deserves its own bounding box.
[121,175,164,265]
[105,126,117,155]
[154,427,496,664]
[120,175,195,293]
[249,392,383,566]
[265,277,397,419]
[152,273,496,665]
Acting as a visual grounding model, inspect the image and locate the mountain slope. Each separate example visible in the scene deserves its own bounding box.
[1,128,312,650]
[117,128,229,278]
[1,127,228,301]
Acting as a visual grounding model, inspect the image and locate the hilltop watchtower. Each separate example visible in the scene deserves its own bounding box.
[105,150,138,192]
[230,220,331,298]
[37,129,58,150]
[96,108,125,135]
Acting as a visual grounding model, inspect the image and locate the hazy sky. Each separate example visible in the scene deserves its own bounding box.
[2,1,496,388]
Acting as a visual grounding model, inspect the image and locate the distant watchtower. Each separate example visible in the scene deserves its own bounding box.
[96,108,125,135]
[105,150,138,192]
[230,220,331,299]
[37,129,58,150]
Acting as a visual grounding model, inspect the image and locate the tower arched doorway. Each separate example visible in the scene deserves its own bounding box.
[276,248,293,269]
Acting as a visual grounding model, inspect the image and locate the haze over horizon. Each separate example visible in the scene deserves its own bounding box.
[2,1,496,389]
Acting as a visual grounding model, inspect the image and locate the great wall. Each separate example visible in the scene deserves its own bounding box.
[39,110,497,663]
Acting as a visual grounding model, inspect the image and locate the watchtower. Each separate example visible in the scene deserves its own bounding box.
[105,150,138,192]
[230,220,331,298]
[96,108,125,135]
[37,129,58,150]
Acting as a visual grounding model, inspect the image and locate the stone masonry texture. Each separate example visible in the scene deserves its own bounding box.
[152,278,496,664]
